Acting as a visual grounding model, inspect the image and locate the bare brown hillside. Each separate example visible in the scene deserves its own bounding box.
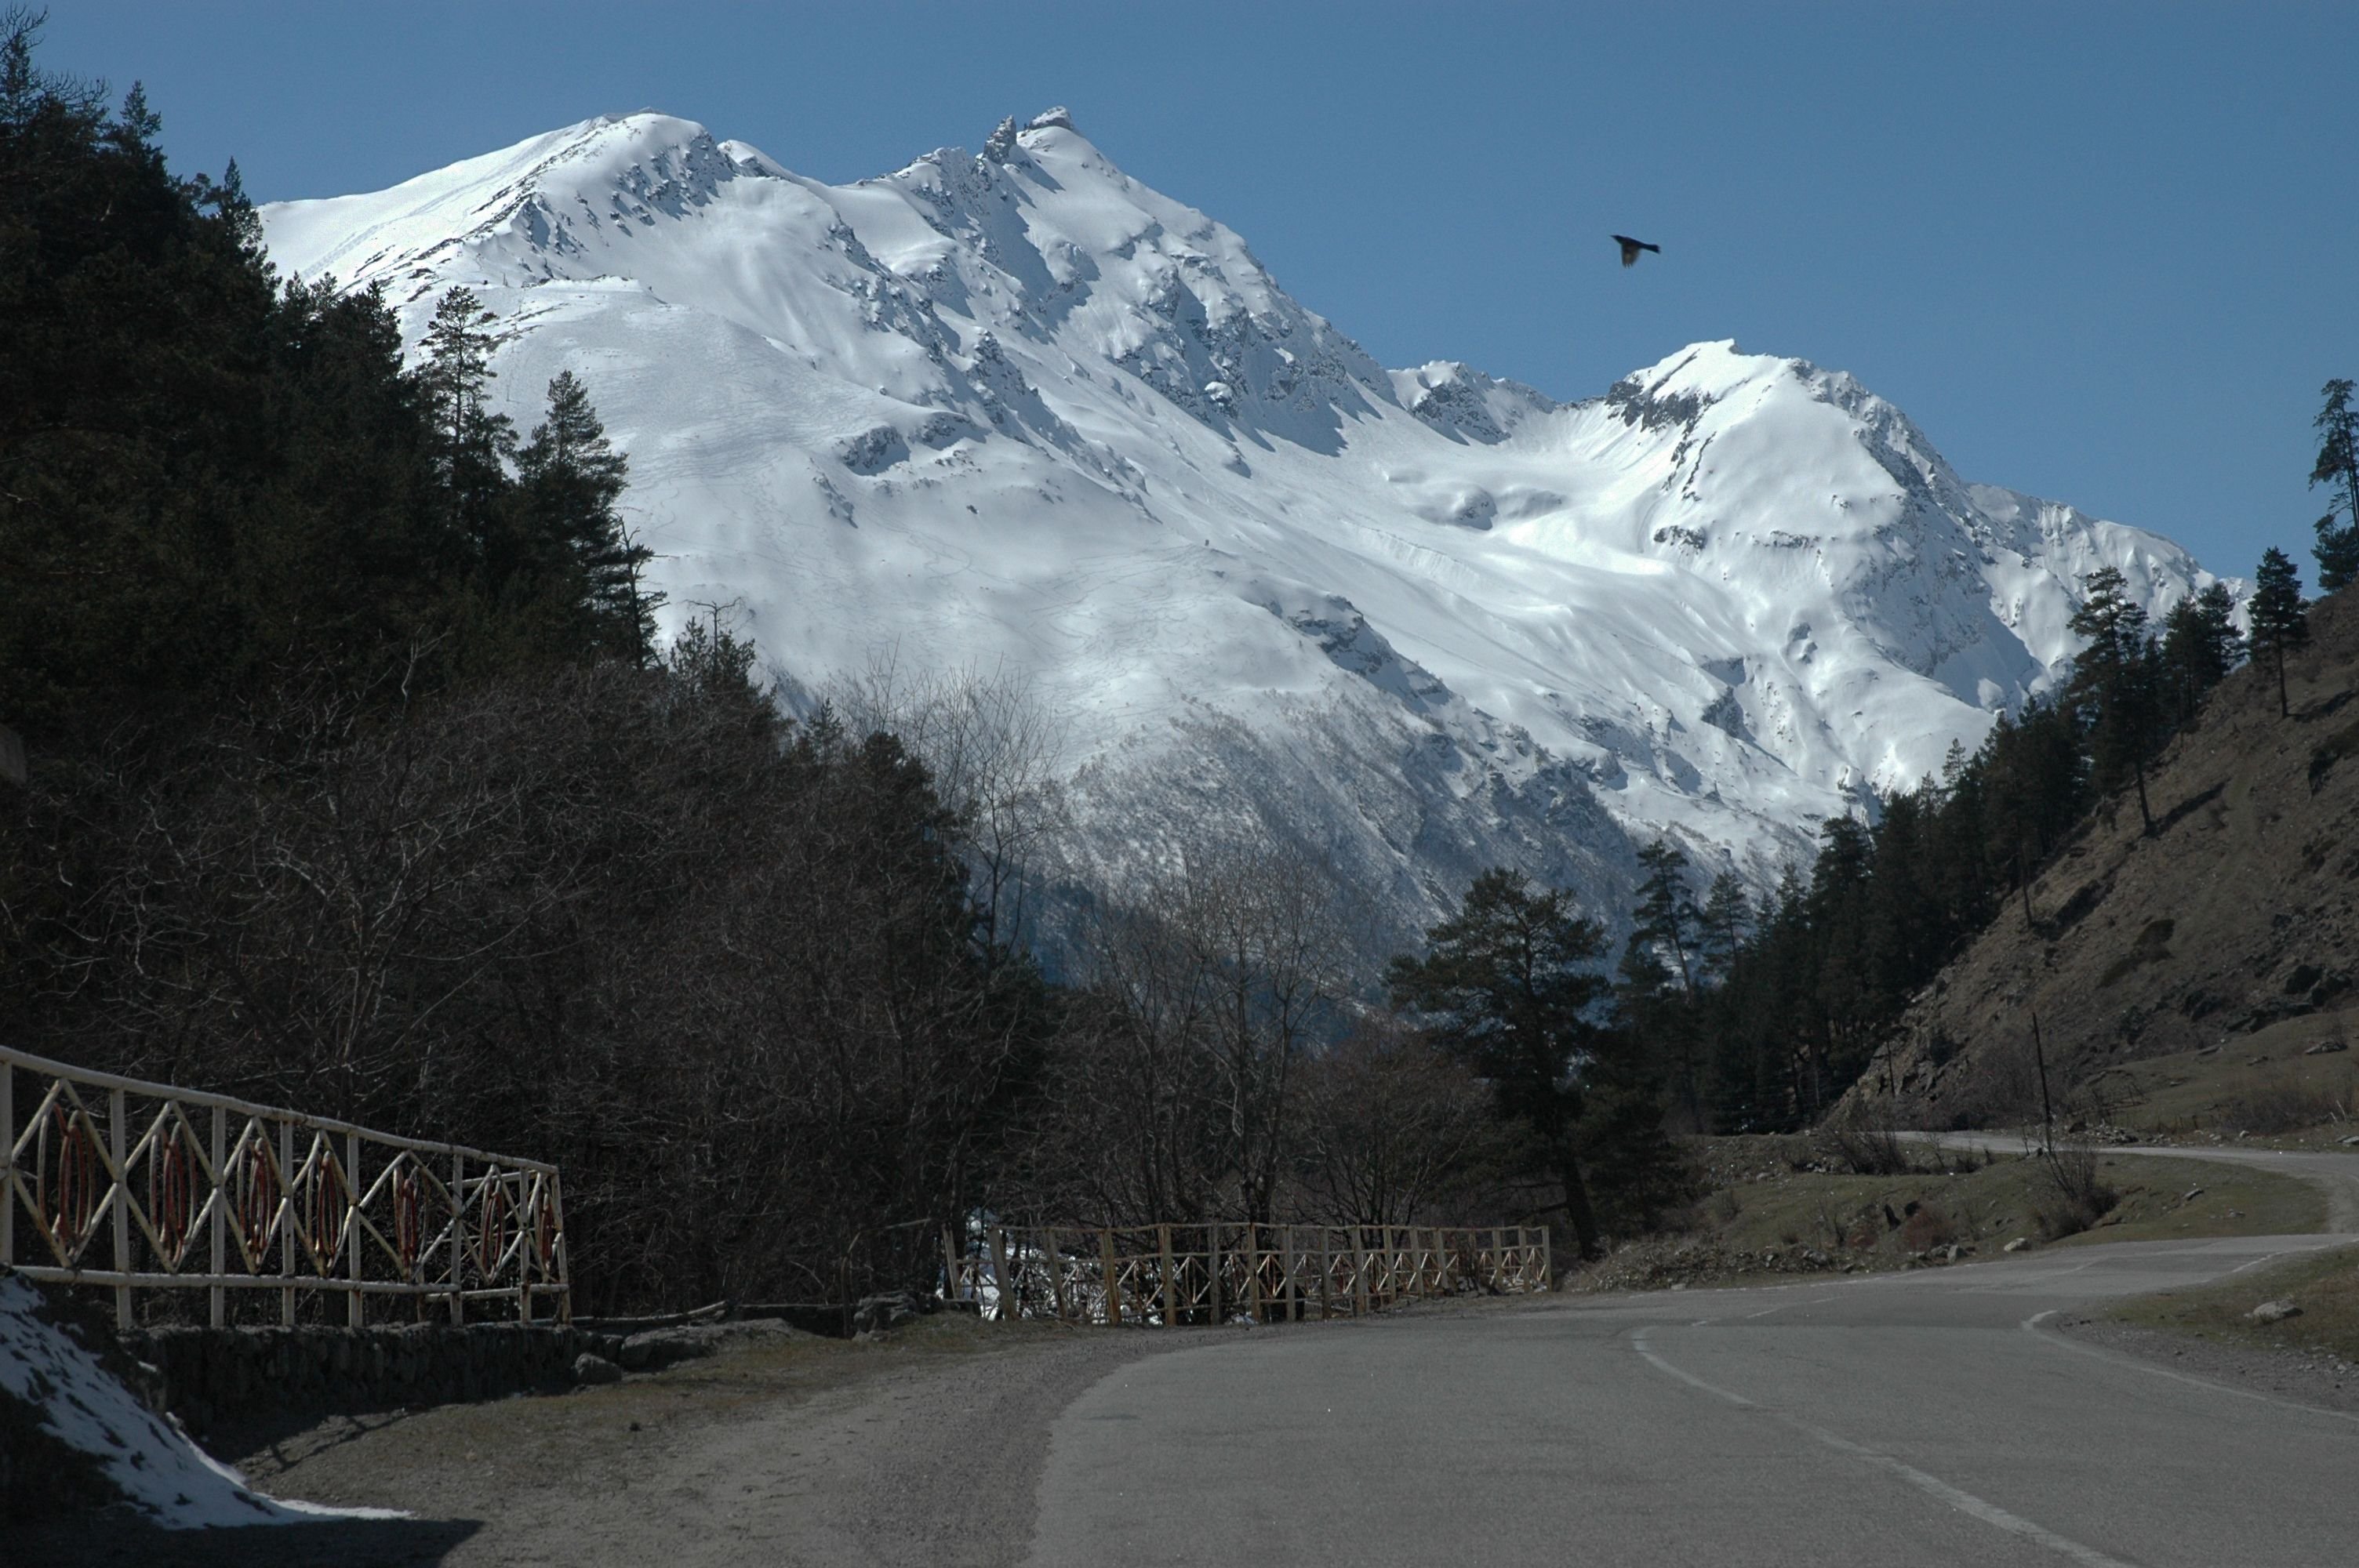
[1857,587,2359,1128]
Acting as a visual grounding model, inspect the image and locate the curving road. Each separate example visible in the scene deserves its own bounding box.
[1027,1156,2359,1567]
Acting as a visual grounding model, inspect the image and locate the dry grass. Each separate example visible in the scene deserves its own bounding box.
[2066,1019,2359,1147]
[2107,1243,2359,1364]
[1615,1136,2329,1290]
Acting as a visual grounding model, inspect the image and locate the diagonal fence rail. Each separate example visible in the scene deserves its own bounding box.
[2,1046,569,1330]
[944,1221,1549,1327]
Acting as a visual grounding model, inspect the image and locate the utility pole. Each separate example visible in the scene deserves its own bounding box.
[2030,1000,2055,1156]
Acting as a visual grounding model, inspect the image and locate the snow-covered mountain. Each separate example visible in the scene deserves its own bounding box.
[259,107,2230,947]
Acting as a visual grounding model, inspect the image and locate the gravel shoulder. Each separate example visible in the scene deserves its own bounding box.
[2049,1313,2359,1418]
[5,1314,1202,1567]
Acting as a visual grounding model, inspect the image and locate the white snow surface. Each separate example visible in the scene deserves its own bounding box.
[260,110,2232,941]
[0,1271,400,1527]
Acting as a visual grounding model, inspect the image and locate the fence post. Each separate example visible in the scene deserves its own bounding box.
[1350,1225,1370,1317]
[1318,1231,1332,1320]
[276,1120,297,1325]
[1242,1222,1262,1324]
[208,1107,225,1327]
[1539,1224,1553,1290]
[109,1087,130,1330]
[1281,1225,1299,1323]
[1098,1229,1119,1326]
[1156,1224,1176,1327]
[988,1225,1016,1323]
[549,1168,571,1325]
[1046,1227,1067,1322]
[1205,1221,1220,1327]
[348,1131,365,1329]
[449,1151,466,1326]
[2,1054,13,1269]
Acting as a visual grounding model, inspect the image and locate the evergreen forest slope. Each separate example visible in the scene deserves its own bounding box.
[1862,589,2359,1127]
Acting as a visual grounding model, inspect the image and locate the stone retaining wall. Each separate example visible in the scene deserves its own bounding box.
[125,1322,625,1439]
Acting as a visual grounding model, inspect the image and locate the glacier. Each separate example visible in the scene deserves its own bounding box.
[257,107,2230,949]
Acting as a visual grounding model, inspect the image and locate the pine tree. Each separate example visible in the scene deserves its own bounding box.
[2157,582,2244,723]
[1387,869,1637,1257]
[1694,870,1751,983]
[2313,379,2359,593]
[419,286,514,556]
[2066,566,2162,834]
[2248,547,2310,719]
[1629,838,1698,996]
[513,372,660,662]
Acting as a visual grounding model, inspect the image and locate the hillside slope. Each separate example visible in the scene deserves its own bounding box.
[1862,590,2359,1126]
[260,108,2226,941]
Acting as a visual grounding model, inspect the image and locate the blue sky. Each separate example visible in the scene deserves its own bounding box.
[47,2,2359,582]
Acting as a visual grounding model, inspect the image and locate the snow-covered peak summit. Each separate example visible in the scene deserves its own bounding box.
[260,111,2230,946]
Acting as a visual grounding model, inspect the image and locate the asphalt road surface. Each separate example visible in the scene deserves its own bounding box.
[1028,1228,2359,1567]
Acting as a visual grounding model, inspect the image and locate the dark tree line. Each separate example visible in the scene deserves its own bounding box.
[1614,535,2329,1133]
[0,24,1604,1306]
[0,21,1046,1309]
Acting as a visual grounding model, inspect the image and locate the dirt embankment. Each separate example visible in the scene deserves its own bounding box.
[1859,588,2359,1127]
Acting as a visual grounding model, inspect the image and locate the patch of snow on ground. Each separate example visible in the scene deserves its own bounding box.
[0,1272,403,1529]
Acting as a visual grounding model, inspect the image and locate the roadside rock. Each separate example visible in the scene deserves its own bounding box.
[2004,1237,2033,1253]
[572,1353,623,1386]
[2249,1299,2304,1324]
[852,1292,920,1334]
[620,1319,809,1373]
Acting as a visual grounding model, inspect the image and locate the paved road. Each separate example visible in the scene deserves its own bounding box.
[1907,1131,2359,1231]
[1029,1226,2359,1565]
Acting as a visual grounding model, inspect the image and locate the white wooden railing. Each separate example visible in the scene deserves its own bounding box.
[1,1046,569,1329]
[945,1221,1550,1326]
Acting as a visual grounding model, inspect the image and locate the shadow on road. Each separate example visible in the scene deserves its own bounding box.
[0,1514,479,1566]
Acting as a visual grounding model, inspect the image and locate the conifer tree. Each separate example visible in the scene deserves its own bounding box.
[2066,567,2162,833]
[1694,870,1751,983]
[1629,838,1698,996]
[2157,582,2244,723]
[2313,379,2359,593]
[2248,548,2310,719]
[513,371,660,662]
[420,285,514,554]
[1388,869,1640,1257]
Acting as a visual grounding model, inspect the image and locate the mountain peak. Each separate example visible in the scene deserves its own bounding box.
[258,113,2227,948]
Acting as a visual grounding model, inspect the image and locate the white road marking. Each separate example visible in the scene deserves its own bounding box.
[1631,1327,2139,1568]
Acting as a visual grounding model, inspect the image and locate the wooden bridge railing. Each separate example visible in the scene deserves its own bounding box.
[943,1221,1550,1326]
[2,1046,569,1330]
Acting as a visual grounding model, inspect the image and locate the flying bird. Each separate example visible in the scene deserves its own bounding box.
[1613,234,1661,268]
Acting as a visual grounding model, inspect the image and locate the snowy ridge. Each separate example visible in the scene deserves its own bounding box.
[260,110,2230,943]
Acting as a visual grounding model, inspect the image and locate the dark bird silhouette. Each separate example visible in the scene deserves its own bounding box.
[1613,234,1661,268]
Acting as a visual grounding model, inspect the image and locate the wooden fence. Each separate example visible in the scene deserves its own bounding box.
[1,1046,569,1330]
[943,1221,1550,1326]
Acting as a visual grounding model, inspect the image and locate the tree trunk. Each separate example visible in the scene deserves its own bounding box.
[1558,1150,1602,1260]
[2277,644,2291,719]
[2132,756,2154,836]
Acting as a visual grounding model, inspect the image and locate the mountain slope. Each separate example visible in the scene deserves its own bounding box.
[1857,589,2359,1126]
[258,108,2230,942]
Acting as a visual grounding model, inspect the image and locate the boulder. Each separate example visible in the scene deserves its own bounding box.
[2249,1299,2303,1324]
[852,1292,920,1334]
[572,1353,623,1386]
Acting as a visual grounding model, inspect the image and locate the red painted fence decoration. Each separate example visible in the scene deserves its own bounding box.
[2,1046,569,1330]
